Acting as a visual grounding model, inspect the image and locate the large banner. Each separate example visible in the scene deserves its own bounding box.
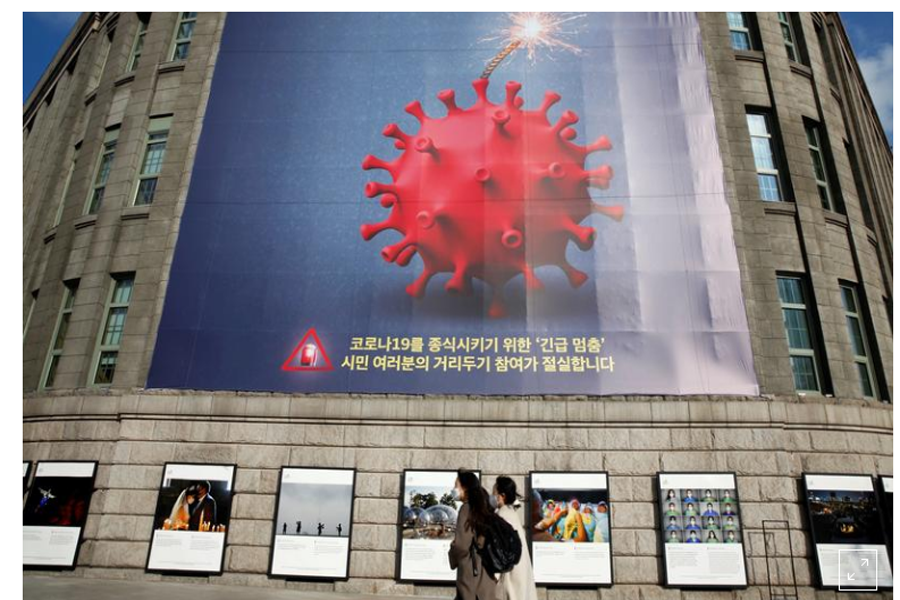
[529,471,612,585]
[23,461,97,568]
[803,474,893,590]
[148,12,757,396]
[269,467,356,580]
[657,472,747,588]
[398,470,479,583]
[146,463,235,574]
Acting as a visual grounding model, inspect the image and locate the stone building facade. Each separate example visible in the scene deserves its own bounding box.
[23,12,893,599]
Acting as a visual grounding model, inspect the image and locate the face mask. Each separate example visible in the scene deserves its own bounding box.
[450,488,461,501]
[489,494,499,509]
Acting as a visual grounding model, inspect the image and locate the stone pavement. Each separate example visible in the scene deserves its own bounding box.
[23,576,450,600]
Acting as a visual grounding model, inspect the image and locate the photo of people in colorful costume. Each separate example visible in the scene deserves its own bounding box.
[530,487,610,543]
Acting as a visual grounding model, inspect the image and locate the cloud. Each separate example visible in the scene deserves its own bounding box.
[29,12,81,31]
[857,43,893,139]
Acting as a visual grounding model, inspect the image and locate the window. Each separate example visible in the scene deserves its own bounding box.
[814,21,838,85]
[840,285,877,399]
[85,127,119,215]
[805,122,835,211]
[777,276,824,393]
[23,290,39,340]
[746,112,784,202]
[92,275,134,385]
[170,13,197,61]
[54,146,80,228]
[128,15,150,72]
[133,116,171,206]
[727,13,754,51]
[777,13,799,62]
[844,142,875,228]
[89,28,115,90]
[41,281,79,389]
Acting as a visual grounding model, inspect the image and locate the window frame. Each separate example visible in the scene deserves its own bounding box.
[90,274,135,387]
[777,275,824,394]
[132,116,172,206]
[23,290,39,341]
[777,13,798,62]
[127,15,150,72]
[746,111,785,202]
[804,122,834,211]
[840,284,878,400]
[84,127,120,215]
[40,280,79,390]
[168,12,198,62]
[53,145,80,228]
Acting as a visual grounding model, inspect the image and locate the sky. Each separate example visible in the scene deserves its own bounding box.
[23,12,892,142]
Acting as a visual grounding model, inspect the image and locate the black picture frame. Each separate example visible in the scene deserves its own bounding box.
[802,472,893,592]
[144,461,237,576]
[23,461,32,496]
[656,471,749,590]
[396,468,481,585]
[267,466,357,581]
[526,470,614,588]
[22,460,98,571]
[878,475,893,557]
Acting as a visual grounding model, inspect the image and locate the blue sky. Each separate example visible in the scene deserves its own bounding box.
[23,12,892,142]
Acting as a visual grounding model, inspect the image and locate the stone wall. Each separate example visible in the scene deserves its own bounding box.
[24,391,893,599]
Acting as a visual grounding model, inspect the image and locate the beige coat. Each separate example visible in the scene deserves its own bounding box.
[448,503,503,600]
[497,505,539,600]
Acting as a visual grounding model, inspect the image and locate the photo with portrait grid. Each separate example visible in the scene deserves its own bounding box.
[660,487,741,544]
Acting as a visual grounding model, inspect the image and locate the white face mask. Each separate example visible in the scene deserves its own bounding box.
[489,494,499,509]
[451,487,461,501]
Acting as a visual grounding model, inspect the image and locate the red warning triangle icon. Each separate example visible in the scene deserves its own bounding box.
[281,328,334,372]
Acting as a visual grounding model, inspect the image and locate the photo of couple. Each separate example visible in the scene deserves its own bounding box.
[530,488,610,543]
[154,479,230,533]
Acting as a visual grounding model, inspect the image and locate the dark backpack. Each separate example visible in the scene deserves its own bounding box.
[476,514,523,576]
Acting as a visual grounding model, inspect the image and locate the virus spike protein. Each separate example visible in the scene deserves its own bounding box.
[361,79,623,318]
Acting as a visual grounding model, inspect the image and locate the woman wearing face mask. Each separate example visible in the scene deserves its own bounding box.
[493,477,537,600]
[448,470,501,600]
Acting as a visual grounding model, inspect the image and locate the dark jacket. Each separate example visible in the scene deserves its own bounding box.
[449,503,502,600]
[189,494,217,531]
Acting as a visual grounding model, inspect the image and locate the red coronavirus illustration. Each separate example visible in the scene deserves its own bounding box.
[361,78,623,318]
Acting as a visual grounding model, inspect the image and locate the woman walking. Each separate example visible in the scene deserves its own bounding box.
[493,477,538,600]
[448,470,502,600]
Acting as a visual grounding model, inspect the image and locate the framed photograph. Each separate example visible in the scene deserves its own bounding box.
[146,462,236,575]
[23,460,98,569]
[23,461,31,496]
[657,472,747,588]
[528,471,612,586]
[397,469,480,583]
[268,467,356,580]
[803,473,893,590]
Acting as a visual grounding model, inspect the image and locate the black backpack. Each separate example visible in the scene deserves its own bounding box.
[476,514,523,576]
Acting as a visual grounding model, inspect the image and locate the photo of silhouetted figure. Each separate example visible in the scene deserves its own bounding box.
[337,523,343,537]
[274,478,353,539]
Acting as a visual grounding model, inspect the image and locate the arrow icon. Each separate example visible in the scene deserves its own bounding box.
[861,558,870,567]
[847,573,856,581]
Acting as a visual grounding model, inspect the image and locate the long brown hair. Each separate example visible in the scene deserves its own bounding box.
[458,470,493,536]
